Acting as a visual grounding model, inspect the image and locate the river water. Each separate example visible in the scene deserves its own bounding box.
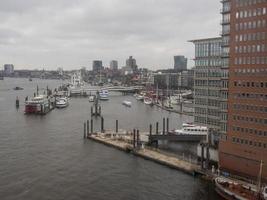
[0,78,221,200]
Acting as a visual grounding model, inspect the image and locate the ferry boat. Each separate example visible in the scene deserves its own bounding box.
[25,95,51,114]
[56,97,69,108]
[215,176,267,200]
[122,100,132,107]
[172,123,208,136]
[144,97,153,105]
[99,90,109,100]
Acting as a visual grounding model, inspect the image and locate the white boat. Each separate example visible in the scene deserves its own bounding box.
[122,100,132,107]
[173,123,208,136]
[144,97,153,105]
[56,97,69,108]
[99,90,109,100]
[88,95,95,102]
[136,94,144,101]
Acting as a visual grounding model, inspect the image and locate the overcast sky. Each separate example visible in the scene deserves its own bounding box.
[0,0,221,70]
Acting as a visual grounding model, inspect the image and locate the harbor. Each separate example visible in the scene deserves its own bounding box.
[0,78,219,200]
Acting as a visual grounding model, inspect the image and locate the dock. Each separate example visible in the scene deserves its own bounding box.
[86,131,202,176]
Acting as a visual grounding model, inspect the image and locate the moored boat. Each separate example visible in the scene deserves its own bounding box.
[99,90,109,100]
[25,95,51,114]
[56,97,69,108]
[215,177,267,200]
[88,95,95,102]
[172,123,208,136]
[144,97,153,105]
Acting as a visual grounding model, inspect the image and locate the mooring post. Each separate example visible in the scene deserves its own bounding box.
[87,120,89,137]
[163,118,165,135]
[201,143,204,169]
[133,129,136,148]
[15,96,19,108]
[91,106,93,116]
[156,122,159,134]
[91,119,93,134]
[137,129,140,148]
[116,120,118,133]
[99,106,101,115]
[149,124,152,136]
[166,118,169,134]
[84,122,86,139]
[101,117,104,133]
[206,144,210,169]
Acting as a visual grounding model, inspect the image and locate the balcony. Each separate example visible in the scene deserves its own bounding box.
[220,29,230,36]
[220,7,231,14]
[220,18,230,25]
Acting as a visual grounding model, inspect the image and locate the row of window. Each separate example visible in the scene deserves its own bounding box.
[233,104,267,113]
[194,116,221,127]
[234,93,267,101]
[195,89,220,97]
[235,0,267,8]
[234,56,267,65]
[233,115,267,125]
[236,7,266,19]
[234,81,267,88]
[195,58,221,67]
[234,68,267,75]
[195,80,222,88]
[235,19,266,31]
[195,98,221,107]
[232,126,267,136]
[232,137,267,149]
[195,107,221,117]
[235,32,267,42]
[234,44,266,54]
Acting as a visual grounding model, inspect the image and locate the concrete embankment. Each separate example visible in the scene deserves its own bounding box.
[87,135,201,176]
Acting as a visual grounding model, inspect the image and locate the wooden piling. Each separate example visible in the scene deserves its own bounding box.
[101,117,104,133]
[201,143,204,169]
[116,120,118,133]
[91,106,93,116]
[133,129,136,148]
[87,120,89,137]
[156,122,159,134]
[149,124,152,136]
[163,118,165,135]
[166,118,169,134]
[84,122,86,138]
[91,119,93,134]
[137,129,140,148]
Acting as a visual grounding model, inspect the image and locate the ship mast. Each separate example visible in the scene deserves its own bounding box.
[257,160,263,197]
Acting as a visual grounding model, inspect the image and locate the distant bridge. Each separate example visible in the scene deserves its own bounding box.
[69,86,144,95]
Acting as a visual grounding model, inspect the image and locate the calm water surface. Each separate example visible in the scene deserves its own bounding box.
[0,78,221,200]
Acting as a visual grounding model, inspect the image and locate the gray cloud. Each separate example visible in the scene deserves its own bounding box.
[0,0,221,70]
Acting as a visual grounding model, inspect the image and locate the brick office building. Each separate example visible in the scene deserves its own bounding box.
[219,0,267,181]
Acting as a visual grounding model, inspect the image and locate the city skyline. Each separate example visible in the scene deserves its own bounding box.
[0,0,220,70]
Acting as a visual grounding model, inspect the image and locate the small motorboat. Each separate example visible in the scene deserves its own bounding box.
[136,94,144,101]
[88,95,95,102]
[144,97,153,105]
[122,100,132,107]
[99,90,109,100]
[56,97,69,108]
[13,86,24,90]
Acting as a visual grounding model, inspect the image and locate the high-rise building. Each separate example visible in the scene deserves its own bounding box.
[174,55,187,71]
[219,0,267,181]
[4,64,14,76]
[126,56,138,71]
[110,60,118,71]
[92,60,103,72]
[190,38,223,145]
